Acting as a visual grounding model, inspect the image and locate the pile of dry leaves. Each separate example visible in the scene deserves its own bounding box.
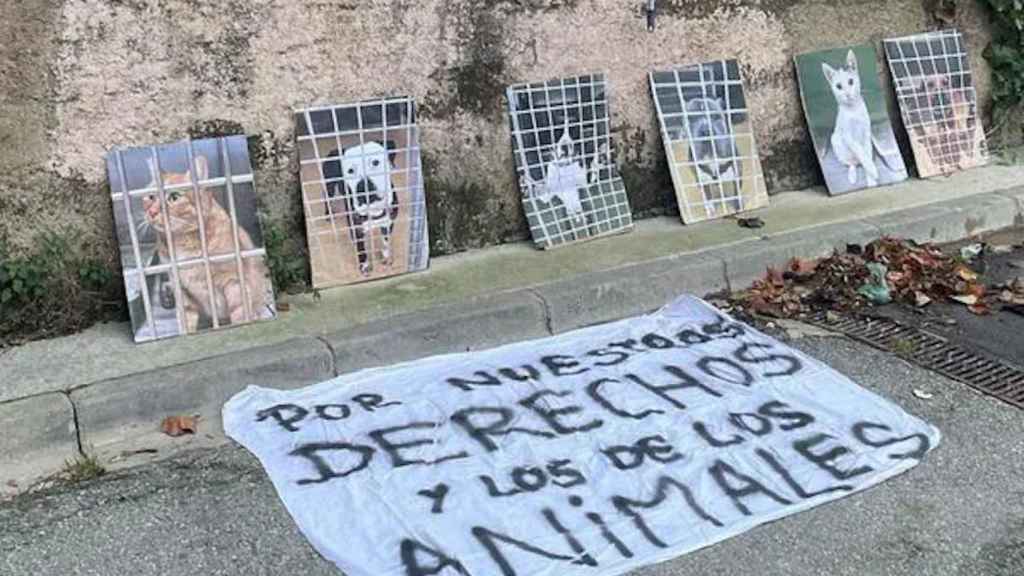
[733,237,1024,318]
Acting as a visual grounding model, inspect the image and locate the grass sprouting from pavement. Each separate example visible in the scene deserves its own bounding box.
[61,454,106,484]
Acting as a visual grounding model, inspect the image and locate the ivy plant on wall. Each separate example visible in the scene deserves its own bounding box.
[981,0,1024,145]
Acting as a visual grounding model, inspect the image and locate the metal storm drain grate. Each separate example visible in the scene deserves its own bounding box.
[806,312,1024,410]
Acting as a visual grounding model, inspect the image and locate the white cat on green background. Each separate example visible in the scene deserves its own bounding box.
[821,50,897,187]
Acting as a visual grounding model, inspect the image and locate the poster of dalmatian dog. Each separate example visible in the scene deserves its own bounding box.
[295,97,429,288]
[884,29,987,178]
[650,60,770,222]
[507,73,634,249]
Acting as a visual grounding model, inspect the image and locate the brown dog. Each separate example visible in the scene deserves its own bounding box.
[898,74,975,174]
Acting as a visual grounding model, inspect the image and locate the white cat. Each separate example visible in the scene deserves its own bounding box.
[822,50,897,187]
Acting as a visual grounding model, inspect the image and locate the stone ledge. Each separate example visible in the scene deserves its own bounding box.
[865,191,1022,244]
[532,252,727,333]
[71,337,334,460]
[710,220,884,291]
[325,292,551,374]
[994,186,1024,221]
[0,393,78,487]
[4,163,1022,406]
[1,164,1022,483]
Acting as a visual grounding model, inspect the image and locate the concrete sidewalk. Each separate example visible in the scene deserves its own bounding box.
[2,163,1023,488]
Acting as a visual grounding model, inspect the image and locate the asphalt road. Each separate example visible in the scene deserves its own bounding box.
[1,335,1022,576]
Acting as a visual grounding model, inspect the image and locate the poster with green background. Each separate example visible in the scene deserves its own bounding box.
[795,44,907,195]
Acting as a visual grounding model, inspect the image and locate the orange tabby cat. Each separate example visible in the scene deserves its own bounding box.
[142,156,271,333]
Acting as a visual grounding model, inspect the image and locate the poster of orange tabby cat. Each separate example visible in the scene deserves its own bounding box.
[106,137,277,343]
[295,97,429,288]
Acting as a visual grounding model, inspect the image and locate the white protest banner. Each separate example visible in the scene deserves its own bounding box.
[224,296,940,576]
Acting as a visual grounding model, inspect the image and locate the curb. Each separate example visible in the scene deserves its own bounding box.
[532,251,727,333]
[1,184,1022,484]
[708,220,883,291]
[70,337,335,459]
[0,393,78,488]
[324,292,552,373]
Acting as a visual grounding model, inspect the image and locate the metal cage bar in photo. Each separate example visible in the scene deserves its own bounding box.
[295,96,429,287]
[883,29,988,176]
[507,73,633,249]
[650,60,768,224]
[107,136,274,343]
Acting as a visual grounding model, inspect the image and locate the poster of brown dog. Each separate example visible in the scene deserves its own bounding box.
[884,30,987,177]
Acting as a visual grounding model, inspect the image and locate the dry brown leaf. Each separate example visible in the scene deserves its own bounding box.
[915,292,932,307]
[959,282,987,299]
[788,257,819,278]
[956,265,979,282]
[749,295,783,318]
[160,415,198,437]
[950,294,978,306]
[969,303,991,316]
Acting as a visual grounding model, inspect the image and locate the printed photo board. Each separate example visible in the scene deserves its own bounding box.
[507,73,633,249]
[795,44,908,195]
[106,137,277,343]
[650,61,769,223]
[884,29,987,177]
[295,97,429,288]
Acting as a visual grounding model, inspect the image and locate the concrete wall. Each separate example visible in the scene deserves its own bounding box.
[0,0,994,273]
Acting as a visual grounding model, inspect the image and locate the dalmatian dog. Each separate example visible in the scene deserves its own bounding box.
[323,141,400,276]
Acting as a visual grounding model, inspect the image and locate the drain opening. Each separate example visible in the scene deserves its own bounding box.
[805,312,1024,410]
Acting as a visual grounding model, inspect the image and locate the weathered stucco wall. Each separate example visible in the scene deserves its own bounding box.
[0,0,994,278]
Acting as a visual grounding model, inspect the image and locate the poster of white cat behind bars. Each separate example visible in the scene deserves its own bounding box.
[650,60,770,224]
[795,44,908,195]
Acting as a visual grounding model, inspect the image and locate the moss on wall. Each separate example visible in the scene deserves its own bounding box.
[615,125,678,218]
[422,2,508,120]
[760,137,822,193]
[423,150,529,255]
